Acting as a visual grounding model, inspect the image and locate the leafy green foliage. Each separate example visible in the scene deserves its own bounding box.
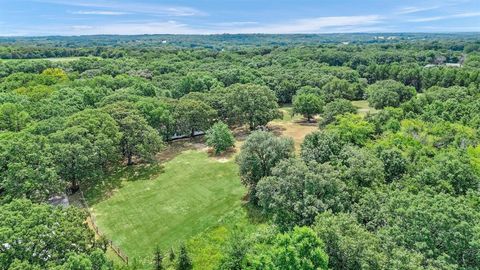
[225,84,280,130]
[246,227,329,270]
[257,159,346,230]
[321,99,357,125]
[1,35,480,270]
[414,150,480,195]
[355,190,480,269]
[49,109,121,188]
[315,212,430,270]
[0,199,112,269]
[366,80,416,109]
[292,93,324,122]
[339,146,385,203]
[205,121,235,154]
[102,102,163,165]
[236,131,294,204]
[174,98,217,137]
[322,78,355,102]
[327,113,374,146]
[0,103,30,131]
[0,133,63,202]
[301,130,343,164]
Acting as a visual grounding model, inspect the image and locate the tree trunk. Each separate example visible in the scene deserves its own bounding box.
[127,154,133,166]
[191,128,195,137]
[70,179,79,194]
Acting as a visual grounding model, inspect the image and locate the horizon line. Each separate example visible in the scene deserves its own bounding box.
[1,32,480,38]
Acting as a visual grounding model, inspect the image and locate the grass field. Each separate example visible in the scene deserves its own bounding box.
[352,100,378,116]
[89,149,245,264]
[87,101,374,268]
[270,105,319,149]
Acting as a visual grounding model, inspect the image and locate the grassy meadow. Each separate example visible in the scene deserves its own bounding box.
[89,149,244,265]
[86,102,373,268]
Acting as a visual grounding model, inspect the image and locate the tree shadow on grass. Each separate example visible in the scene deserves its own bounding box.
[82,137,208,205]
[206,147,237,161]
[292,118,319,126]
[240,196,269,225]
[266,124,287,137]
[83,163,165,205]
[157,136,206,163]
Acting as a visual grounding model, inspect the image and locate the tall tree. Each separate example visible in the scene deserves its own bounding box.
[236,131,294,204]
[176,245,192,270]
[174,98,217,137]
[226,84,280,130]
[102,102,163,165]
[0,199,111,269]
[257,159,346,230]
[365,80,416,109]
[247,227,329,270]
[0,133,63,202]
[321,99,357,125]
[292,93,324,122]
[50,109,121,190]
[153,246,164,270]
[0,103,30,132]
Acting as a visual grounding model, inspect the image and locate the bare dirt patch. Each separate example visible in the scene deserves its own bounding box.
[268,119,318,150]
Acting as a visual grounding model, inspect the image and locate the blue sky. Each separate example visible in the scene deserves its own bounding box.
[0,0,479,36]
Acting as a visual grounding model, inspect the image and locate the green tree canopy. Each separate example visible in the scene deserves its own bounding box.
[236,131,294,204]
[257,159,346,230]
[174,98,217,137]
[321,99,357,125]
[0,103,30,132]
[0,199,111,269]
[246,227,329,270]
[292,93,324,122]
[205,121,235,154]
[0,133,63,202]
[301,130,344,164]
[49,109,121,189]
[226,84,280,130]
[102,102,163,165]
[366,80,416,109]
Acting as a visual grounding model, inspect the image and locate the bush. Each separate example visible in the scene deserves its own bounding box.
[205,121,235,154]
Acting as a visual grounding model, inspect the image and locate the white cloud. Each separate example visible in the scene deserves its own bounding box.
[209,21,259,27]
[409,12,480,22]
[227,15,383,34]
[417,25,480,32]
[396,6,443,15]
[68,21,198,35]
[72,10,129,16]
[33,0,206,16]
[57,15,383,35]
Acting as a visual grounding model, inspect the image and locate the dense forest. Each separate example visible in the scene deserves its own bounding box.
[1,34,480,270]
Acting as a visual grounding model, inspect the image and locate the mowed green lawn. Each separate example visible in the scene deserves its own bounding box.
[352,100,378,116]
[91,150,245,260]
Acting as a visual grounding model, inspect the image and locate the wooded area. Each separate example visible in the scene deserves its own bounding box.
[1,34,480,270]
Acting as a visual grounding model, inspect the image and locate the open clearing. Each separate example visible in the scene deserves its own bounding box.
[89,150,245,263]
[269,105,319,149]
[87,102,373,267]
[352,100,377,116]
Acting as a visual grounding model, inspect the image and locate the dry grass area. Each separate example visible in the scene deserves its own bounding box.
[269,107,319,150]
[268,121,318,150]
